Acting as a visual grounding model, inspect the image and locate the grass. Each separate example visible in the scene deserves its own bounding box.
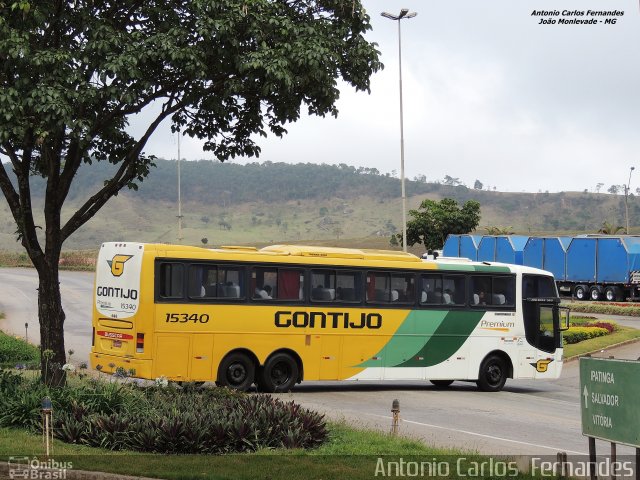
[0,424,538,480]
[564,325,640,358]
[0,330,39,369]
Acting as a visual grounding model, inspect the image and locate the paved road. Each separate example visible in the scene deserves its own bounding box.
[0,268,94,364]
[1,268,639,457]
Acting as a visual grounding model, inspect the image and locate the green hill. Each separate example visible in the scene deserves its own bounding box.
[0,160,636,253]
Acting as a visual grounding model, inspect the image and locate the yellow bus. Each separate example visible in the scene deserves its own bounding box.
[90,242,569,392]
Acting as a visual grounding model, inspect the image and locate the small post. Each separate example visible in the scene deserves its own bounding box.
[41,396,53,457]
[556,451,568,477]
[611,442,617,480]
[24,322,28,342]
[589,436,597,480]
[391,399,400,435]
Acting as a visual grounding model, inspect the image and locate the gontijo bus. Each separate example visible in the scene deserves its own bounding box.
[90,242,569,392]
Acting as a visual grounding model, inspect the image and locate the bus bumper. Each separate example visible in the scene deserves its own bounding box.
[90,352,153,379]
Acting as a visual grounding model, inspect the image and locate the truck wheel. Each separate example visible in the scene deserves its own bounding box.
[574,285,588,301]
[589,286,602,301]
[604,286,621,302]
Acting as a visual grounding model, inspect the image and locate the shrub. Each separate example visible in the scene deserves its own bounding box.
[563,327,609,345]
[0,369,328,453]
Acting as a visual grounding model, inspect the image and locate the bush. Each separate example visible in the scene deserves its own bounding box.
[0,369,328,453]
[0,331,40,368]
[563,327,609,345]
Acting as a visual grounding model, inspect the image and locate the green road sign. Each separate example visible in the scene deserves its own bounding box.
[580,357,640,448]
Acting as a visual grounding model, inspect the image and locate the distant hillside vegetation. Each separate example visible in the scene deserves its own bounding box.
[0,160,637,251]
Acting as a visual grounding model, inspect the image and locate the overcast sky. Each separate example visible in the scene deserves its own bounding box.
[130,0,640,193]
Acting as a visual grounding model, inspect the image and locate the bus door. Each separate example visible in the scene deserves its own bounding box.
[522,298,569,378]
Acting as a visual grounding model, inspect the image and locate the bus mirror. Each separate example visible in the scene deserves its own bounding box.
[558,307,570,331]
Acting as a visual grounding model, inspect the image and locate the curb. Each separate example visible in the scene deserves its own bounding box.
[0,462,160,480]
[564,336,640,363]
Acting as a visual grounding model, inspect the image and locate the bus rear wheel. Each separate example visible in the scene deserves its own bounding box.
[430,380,454,388]
[476,355,507,392]
[217,352,255,391]
[257,353,299,393]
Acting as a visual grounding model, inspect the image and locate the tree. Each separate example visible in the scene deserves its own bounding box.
[201,237,209,245]
[443,175,462,186]
[0,1,381,384]
[473,179,483,190]
[608,185,620,195]
[598,221,624,235]
[404,198,481,251]
[596,183,604,193]
[484,226,514,235]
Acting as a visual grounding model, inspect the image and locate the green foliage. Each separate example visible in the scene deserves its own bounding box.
[405,198,481,250]
[0,331,39,368]
[598,221,624,234]
[563,302,640,317]
[0,370,328,453]
[563,326,609,345]
[484,226,514,235]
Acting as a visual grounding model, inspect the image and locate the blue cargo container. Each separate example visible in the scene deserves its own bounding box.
[523,237,569,281]
[443,234,480,260]
[566,237,596,283]
[495,236,528,265]
[460,235,481,261]
[442,235,460,257]
[477,236,497,262]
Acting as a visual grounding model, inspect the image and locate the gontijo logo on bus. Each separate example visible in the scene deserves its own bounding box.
[107,254,133,277]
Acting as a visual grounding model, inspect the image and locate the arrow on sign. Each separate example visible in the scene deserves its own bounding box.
[583,386,589,408]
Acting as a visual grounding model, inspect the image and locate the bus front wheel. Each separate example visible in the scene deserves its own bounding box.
[217,352,255,391]
[476,355,507,392]
[257,353,299,393]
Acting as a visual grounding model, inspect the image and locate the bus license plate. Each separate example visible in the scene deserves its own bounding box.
[112,340,122,348]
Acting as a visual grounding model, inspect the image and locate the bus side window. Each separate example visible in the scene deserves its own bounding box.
[443,275,465,305]
[160,263,184,298]
[492,276,515,306]
[420,274,442,305]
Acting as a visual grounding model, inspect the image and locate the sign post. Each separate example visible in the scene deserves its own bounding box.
[580,356,640,480]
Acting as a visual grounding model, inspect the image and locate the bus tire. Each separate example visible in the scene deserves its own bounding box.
[476,355,507,392]
[217,352,255,391]
[574,285,588,301]
[257,353,299,393]
[430,380,454,388]
[604,286,621,302]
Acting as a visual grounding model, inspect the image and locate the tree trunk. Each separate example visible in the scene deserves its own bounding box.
[36,257,67,386]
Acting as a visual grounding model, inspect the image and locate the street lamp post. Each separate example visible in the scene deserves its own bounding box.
[381,8,417,253]
[625,166,635,234]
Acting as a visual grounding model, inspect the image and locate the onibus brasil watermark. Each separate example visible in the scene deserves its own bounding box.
[8,457,72,479]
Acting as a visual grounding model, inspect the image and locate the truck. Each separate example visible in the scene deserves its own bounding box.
[442,234,640,301]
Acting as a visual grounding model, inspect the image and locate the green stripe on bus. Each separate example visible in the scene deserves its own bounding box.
[357,309,485,368]
[396,310,485,367]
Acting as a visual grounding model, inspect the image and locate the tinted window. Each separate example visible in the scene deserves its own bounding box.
[188,264,244,299]
[443,275,465,305]
[366,272,414,303]
[253,267,303,301]
[420,274,443,304]
[159,263,184,298]
[523,275,557,299]
[311,269,361,302]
